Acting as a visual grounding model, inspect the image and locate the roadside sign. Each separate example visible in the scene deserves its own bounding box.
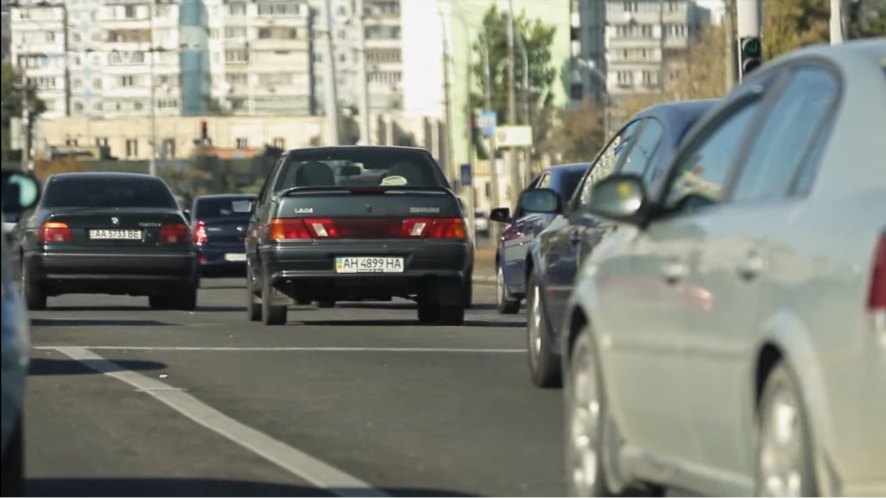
[494,126,533,148]
[478,111,497,138]
[460,163,472,186]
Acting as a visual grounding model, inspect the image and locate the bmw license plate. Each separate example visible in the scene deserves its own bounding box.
[224,253,246,262]
[88,229,142,240]
[335,256,404,273]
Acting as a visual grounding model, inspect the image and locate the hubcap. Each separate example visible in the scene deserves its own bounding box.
[569,339,600,495]
[529,284,542,357]
[759,387,804,496]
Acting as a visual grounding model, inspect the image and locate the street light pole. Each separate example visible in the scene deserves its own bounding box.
[148,1,157,177]
[505,0,521,204]
[322,0,340,145]
[355,0,371,145]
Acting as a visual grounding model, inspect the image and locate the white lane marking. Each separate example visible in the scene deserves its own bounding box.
[37,346,527,353]
[53,346,387,498]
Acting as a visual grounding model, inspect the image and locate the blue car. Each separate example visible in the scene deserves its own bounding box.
[190,193,257,277]
[490,164,589,314]
[523,99,718,387]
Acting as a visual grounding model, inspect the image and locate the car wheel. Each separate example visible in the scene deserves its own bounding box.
[755,363,817,497]
[171,285,197,311]
[527,274,561,388]
[149,294,172,310]
[260,272,287,326]
[21,260,47,310]
[462,276,473,309]
[417,299,440,324]
[246,274,261,322]
[565,329,615,497]
[496,265,520,314]
[317,299,335,308]
[0,415,23,497]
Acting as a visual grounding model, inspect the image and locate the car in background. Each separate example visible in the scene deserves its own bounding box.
[474,210,490,236]
[246,146,473,325]
[562,40,886,496]
[490,163,589,314]
[11,172,198,310]
[523,99,718,387]
[191,193,257,277]
[1,170,41,497]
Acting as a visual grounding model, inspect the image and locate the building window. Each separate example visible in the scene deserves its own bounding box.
[120,75,135,87]
[125,139,138,158]
[225,26,246,38]
[642,70,659,86]
[162,138,176,159]
[570,83,583,100]
[226,73,248,85]
[365,26,401,40]
[236,137,249,149]
[617,70,633,86]
[368,71,402,85]
[228,2,246,16]
[272,137,286,149]
[157,99,179,109]
[73,101,84,113]
[225,49,249,64]
[96,137,108,147]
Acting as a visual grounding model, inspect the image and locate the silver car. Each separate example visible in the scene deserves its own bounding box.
[561,40,886,496]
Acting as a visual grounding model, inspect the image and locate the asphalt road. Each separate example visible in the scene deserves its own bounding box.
[24,278,567,497]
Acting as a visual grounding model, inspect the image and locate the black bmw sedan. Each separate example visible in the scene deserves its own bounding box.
[12,172,198,310]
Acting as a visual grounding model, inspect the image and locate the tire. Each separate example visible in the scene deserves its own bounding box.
[21,260,47,310]
[295,297,312,305]
[260,272,287,326]
[171,285,197,311]
[1,415,24,497]
[317,299,335,308]
[462,276,473,309]
[149,294,172,310]
[417,300,440,324]
[439,305,465,326]
[527,274,562,388]
[754,363,817,497]
[565,330,615,497]
[246,276,261,322]
[496,265,520,314]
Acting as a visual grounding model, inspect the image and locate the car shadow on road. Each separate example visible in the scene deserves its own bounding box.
[335,302,499,312]
[295,319,523,329]
[26,478,479,497]
[31,317,168,327]
[28,358,167,376]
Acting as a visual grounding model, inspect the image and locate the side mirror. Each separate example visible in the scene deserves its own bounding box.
[518,188,561,215]
[490,207,511,223]
[1,170,41,215]
[587,174,651,226]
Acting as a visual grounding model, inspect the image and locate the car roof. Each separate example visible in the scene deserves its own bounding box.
[547,163,591,174]
[630,99,720,131]
[194,193,258,200]
[49,172,157,181]
[285,145,432,154]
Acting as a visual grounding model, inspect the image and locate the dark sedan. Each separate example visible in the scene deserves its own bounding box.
[12,172,198,310]
[245,146,473,326]
[191,193,257,277]
[524,99,718,387]
[490,163,589,314]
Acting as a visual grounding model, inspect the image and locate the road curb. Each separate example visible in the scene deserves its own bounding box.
[473,275,497,284]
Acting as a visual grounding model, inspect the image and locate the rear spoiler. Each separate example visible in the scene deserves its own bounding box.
[277,186,453,197]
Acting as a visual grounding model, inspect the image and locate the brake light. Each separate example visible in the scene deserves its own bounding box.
[426,217,466,239]
[193,220,208,245]
[869,233,886,311]
[159,223,189,244]
[269,218,311,240]
[39,222,72,243]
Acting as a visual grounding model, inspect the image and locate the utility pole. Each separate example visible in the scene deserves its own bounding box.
[60,3,70,117]
[659,0,666,93]
[724,0,737,92]
[439,9,454,183]
[465,30,476,243]
[830,0,846,44]
[482,40,501,245]
[322,0,340,145]
[20,74,32,171]
[505,0,521,205]
[355,0,371,144]
[149,1,157,177]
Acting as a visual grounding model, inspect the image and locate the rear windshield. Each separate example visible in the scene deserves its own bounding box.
[43,176,177,209]
[195,197,255,219]
[561,169,586,200]
[274,148,445,191]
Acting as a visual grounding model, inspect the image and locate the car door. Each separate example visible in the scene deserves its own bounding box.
[598,93,768,467]
[502,175,543,291]
[541,120,643,327]
[681,64,841,480]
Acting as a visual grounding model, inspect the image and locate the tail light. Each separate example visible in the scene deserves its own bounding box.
[39,222,72,243]
[193,220,208,245]
[269,218,311,240]
[159,223,189,244]
[425,218,466,239]
[869,233,886,311]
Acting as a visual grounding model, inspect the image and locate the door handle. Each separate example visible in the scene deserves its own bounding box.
[570,231,582,245]
[737,252,764,280]
[661,260,687,285]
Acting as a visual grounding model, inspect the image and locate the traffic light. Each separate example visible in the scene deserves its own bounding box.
[739,36,763,80]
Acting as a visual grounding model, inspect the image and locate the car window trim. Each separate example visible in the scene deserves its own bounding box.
[568,118,643,214]
[617,117,666,178]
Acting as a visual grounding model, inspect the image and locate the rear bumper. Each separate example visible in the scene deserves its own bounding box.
[27,251,197,294]
[260,240,473,299]
[197,244,246,276]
